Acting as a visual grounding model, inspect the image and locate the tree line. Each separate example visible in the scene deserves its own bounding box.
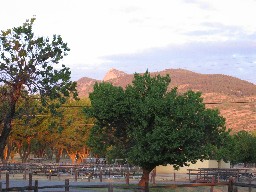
[0,94,93,164]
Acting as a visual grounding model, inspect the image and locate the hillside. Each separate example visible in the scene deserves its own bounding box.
[76,77,100,98]
[76,68,256,133]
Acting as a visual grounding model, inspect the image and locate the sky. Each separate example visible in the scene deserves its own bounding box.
[1,0,256,84]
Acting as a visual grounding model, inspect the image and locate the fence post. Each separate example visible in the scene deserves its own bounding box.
[236,172,239,182]
[145,181,149,192]
[29,172,33,192]
[24,167,27,180]
[34,180,38,192]
[49,170,51,181]
[0,182,2,192]
[88,173,91,182]
[228,177,234,192]
[249,177,252,192]
[126,171,129,185]
[75,169,78,182]
[99,170,102,182]
[57,172,60,180]
[174,172,176,181]
[6,172,9,189]
[210,176,215,192]
[65,179,69,192]
[108,183,113,192]
[29,172,33,186]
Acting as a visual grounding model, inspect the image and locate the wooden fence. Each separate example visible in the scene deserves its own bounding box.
[0,162,142,179]
[0,172,253,192]
[1,178,247,192]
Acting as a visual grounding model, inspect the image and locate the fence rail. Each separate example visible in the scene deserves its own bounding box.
[0,178,233,192]
[0,172,249,192]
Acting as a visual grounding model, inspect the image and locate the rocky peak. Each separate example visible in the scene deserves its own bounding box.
[103,68,127,81]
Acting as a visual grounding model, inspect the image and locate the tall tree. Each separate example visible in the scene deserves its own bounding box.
[0,17,77,159]
[86,71,229,186]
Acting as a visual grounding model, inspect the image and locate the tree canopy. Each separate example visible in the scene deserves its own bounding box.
[231,131,256,167]
[85,71,229,186]
[0,17,77,159]
[2,97,93,163]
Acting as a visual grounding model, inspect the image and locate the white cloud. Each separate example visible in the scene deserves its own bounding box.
[1,0,256,83]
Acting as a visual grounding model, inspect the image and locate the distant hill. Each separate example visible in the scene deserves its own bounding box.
[76,68,256,133]
[76,77,100,98]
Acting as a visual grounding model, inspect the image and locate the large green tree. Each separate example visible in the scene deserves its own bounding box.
[0,18,77,159]
[86,71,229,186]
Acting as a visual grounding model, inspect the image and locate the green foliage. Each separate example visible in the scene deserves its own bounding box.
[8,97,93,161]
[0,17,77,158]
[85,82,128,158]
[209,131,233,163]
[0,17,77,102]
[231,131,256,165]
[86,71,229,171]
[56,98,93,153]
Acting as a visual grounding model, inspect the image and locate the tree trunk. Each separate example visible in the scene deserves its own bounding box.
[2,141,13,162]
[10,151,15,163]
[0,123,12,160]
[0,85,21,161]
[66,152,76,164]
[37,148,45,158]
[138,168,153,187]
[19,146,31,163]
[21,151,30,163]
[3,146,9,161]
[55,148,63,163]
[0,102,15,160]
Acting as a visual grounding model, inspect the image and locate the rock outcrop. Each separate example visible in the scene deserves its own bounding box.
[103,68,127,81]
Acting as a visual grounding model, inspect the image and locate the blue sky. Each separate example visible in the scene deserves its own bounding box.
[1,0,256,84]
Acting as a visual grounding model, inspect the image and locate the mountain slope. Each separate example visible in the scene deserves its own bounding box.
[76,68,256,133]
[76,77,99,98]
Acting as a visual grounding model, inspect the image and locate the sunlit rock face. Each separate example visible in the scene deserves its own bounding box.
[103,68,127,81]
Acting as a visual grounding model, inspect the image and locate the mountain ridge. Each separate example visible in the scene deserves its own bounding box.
[76,68,256,133]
